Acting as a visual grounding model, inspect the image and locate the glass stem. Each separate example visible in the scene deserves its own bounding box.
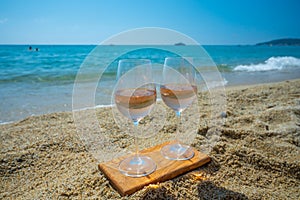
[175,111,181,145]
[133,120,139,158]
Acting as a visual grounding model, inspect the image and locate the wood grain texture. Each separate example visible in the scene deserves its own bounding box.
[98,141,211,196]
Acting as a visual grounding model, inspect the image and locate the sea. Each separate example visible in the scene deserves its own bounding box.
[1,45,300,124]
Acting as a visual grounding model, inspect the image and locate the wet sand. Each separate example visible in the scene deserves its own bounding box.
[1,79,299,199]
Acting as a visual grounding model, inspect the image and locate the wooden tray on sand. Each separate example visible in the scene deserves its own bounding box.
[98,141,210,196]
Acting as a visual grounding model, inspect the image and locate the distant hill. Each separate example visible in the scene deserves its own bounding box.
[256,38,300,46]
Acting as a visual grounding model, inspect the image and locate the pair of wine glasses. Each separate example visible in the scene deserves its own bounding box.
[114,57,198,177]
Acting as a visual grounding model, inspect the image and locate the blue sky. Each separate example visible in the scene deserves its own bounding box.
[0,0,299,45]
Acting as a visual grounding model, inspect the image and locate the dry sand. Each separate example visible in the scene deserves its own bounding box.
[1,79,299,199]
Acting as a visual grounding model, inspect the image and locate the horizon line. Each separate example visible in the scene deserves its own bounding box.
[0,43,258,46]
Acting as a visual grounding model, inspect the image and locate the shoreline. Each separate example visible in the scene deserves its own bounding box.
[1,79,299,199]
[1,78,299,126]
[225,77,300,91]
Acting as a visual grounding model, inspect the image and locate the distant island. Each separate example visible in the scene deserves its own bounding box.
[174,42,186,46]
[256,38,300,46]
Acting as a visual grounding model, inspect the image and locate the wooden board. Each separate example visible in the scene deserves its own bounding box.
[98,141,211,196]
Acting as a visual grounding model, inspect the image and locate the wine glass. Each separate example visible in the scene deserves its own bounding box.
[113,59,157,177]
[160,57,197,160]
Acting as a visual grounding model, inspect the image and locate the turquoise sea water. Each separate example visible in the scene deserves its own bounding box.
[1,45,300,123]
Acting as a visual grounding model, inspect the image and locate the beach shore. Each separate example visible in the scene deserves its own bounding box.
[1,79,299,199]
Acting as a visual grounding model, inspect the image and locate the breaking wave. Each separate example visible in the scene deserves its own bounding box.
[234,56,300,72]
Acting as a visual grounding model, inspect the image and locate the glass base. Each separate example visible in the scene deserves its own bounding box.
[161,143,194,160]
[119,155,156,177]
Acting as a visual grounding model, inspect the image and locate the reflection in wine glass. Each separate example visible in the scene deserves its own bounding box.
[160,57,197,160]
[113,59,157,177]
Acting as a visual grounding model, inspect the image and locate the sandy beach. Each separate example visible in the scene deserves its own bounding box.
[1,79,299,199]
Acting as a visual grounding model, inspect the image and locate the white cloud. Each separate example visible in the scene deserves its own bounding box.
[0,18,8,24]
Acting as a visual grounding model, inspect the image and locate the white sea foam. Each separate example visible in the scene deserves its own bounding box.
[0,121,14,125]
[200,78,228,91]
[234,56,300,72]
[207,78,228,89]
[73,104,114,112]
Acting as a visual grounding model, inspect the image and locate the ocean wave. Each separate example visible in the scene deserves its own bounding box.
[233,56,300,72]
[0,73,77,84]
[0,71,117,84]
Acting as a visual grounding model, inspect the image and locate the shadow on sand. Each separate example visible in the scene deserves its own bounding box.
[140,158,248,200]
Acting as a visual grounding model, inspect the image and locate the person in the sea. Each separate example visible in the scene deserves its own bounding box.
[28,46,32,50]
[35,48,39,51]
